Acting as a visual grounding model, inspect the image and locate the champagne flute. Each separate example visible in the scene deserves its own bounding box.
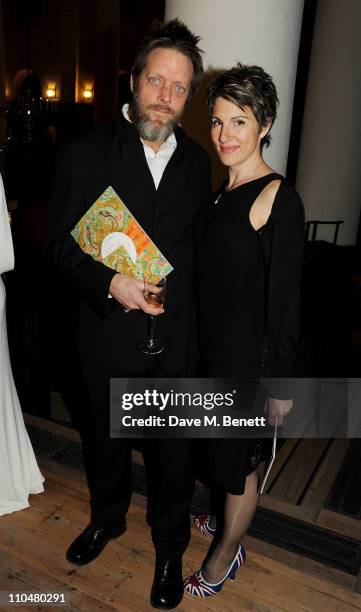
[137,277,166,355]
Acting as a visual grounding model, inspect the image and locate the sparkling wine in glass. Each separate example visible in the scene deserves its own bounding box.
[137,277,166,355]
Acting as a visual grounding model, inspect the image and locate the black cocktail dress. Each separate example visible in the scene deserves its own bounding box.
[195,173,304,494]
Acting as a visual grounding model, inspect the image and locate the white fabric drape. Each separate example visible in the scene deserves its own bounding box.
[0,174,14,274]
[0,173,44,516]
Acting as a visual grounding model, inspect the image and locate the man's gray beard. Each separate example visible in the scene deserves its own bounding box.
[130,95,178,142]
[137,114,175,142]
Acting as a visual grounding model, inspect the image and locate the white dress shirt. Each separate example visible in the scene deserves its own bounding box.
[122,103,177,189]
[109,105,177,302]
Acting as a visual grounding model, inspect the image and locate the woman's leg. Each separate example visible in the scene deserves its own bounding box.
[202,470,259,582]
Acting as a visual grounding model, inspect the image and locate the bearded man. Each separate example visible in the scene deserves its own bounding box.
[46,19,211,610]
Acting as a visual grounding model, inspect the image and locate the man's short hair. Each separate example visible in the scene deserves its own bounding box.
[131,19,204,99]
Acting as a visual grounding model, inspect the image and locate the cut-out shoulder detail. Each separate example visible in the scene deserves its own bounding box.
[249,179,282,231]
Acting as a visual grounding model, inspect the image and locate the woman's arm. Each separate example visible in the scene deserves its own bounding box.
[265,182,305,374]
[261,182,305,404]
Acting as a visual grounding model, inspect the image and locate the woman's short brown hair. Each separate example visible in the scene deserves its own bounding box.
[207,63,279,148]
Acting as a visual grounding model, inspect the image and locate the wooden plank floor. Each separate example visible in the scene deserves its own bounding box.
[260,438,361,540]
[1,457,361,611]
[25,413,361,540]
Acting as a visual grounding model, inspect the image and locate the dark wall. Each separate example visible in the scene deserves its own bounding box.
[4,0,63,98]
[118,0,165,72]
[3,0,165,113]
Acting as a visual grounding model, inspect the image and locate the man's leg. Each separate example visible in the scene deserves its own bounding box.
[86,361,133,525]
[141,359,195,608]
[66,358,132,565]
[144,437,195,609]
[144,438,194,559]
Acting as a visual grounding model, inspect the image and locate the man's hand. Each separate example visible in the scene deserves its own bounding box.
[109,274,164,315]
[265,397,293,426]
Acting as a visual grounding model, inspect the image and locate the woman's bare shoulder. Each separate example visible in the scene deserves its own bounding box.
[261,178,282,201]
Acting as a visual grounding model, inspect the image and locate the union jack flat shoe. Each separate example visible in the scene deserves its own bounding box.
[184,543,246,597]
[193,514,217,537]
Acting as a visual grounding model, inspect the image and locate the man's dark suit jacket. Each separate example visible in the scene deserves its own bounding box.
[46,114,211,374]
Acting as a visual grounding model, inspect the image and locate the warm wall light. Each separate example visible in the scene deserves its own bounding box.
[46,85,56,99]
[83,87,93,102]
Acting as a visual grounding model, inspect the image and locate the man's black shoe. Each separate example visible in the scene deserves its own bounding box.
[66,521,126,566]
[150,558,183,609]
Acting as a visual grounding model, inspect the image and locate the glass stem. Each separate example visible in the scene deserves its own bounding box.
[148,315,156,345]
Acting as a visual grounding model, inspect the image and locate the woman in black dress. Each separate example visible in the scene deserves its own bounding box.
[184,64,304,598]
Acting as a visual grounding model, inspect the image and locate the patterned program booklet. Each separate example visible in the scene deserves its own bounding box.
[71,186,173,283]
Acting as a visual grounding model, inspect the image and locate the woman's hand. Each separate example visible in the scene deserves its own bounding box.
[265,397,293,426]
